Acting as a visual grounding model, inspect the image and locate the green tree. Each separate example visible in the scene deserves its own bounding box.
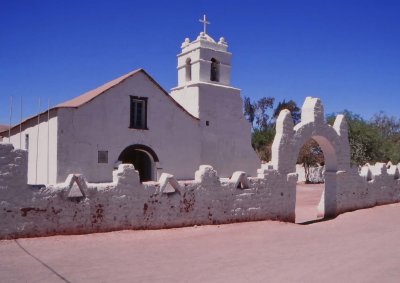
[243,96,255,126]
[273,99,301,125]
[251,128,276,161]
[370,111,400,138]
[254,97,275,130]
[370,111,400,163]
[297,139,324,183]
[243,96,301,161]
[327,110,383,165]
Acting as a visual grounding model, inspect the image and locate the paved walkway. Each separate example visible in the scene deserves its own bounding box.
[1,186,399,283]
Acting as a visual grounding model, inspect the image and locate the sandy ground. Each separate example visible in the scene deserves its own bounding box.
[295,183,324,223]
[1,184,399,283]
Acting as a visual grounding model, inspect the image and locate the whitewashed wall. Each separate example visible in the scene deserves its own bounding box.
[0,160,295,239]
[56,72,202,183]
[189,83,260,177]
[171,32,260,178]
[6,114,58,185]
[0,149,399,240]
[171,79,260,178]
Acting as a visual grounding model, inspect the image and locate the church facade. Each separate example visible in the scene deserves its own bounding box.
[2,29,260,185]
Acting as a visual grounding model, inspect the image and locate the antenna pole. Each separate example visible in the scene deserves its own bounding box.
[47,99,50,184]
[8,96,13,143]
[19,96,22,148]
[35,98,41,184]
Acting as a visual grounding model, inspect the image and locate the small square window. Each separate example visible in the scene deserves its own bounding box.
[98,151,108,164]
[206,121,210,126]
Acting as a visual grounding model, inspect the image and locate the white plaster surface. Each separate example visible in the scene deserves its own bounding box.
[171,32,260,177]
[1,97,400,239]
[55,72,203,183]
[0,160,295,239]
[6,114,58,185]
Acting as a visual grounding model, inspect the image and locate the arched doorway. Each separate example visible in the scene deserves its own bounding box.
[118,144,159,182]
[295,138,328,223]
[271,97,351,222]
[290,134,339,221]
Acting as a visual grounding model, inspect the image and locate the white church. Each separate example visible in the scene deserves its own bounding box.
[1,19,260,185]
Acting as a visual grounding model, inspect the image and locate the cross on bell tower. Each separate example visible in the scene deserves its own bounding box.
[199,15,210,34]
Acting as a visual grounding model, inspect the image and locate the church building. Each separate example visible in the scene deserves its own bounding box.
[1,22,260,185]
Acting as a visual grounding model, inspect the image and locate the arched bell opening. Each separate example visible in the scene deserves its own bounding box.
[210,58,219,82]
[185,57,192,82]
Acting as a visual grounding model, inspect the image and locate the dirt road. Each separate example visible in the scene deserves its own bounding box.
[1,185,399,283]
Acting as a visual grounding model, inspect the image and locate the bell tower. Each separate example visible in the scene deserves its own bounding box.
[170,15,239,119]
[170,16,260,177]
[174,32,231,88]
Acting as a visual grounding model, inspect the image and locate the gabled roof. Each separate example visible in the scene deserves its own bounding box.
[56,69,143,108]
[0,124,9,136]
[56,69,197,120]
[0,69,198,136]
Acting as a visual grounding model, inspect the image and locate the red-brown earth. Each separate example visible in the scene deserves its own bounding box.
[0,184,399,282]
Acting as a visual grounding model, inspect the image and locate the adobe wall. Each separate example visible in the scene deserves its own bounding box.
[0,143,28,191]
[0,162,295,239]
[336,162,400,214]
[5,113,58,185]
[1,97,399,239]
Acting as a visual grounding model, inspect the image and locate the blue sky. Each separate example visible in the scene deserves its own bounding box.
[1,0,399,125]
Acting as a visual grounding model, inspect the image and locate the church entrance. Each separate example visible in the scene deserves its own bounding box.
[118,144,159,182]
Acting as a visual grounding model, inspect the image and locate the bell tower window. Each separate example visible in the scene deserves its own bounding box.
[210,58,219,82]
[185,58,192,82]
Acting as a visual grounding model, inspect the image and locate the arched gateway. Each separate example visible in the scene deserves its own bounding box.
[118,144,159,182]
[271,97,351,218]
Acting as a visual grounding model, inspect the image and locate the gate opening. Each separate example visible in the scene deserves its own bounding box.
[295,138,325,223]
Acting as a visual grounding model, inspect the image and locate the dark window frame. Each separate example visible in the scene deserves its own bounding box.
[25,134,29,151]
[98,150,108,164]
[210,58,220,82]
[129,96,148,130]
[185,57,192,82]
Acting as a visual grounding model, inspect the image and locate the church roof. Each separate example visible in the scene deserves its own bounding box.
[0,69,198,136]
[0,124,9,136]
[56,69,197,120]
[56,69,143,108]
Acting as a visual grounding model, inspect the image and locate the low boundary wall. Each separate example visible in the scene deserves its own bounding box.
[1,145,399,239]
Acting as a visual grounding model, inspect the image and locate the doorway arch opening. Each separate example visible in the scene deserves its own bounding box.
[271,98,351,223]
[118,144,159,182]
[294,135,338,223]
